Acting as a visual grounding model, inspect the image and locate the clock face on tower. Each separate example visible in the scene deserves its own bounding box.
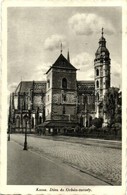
[102,52,105,55]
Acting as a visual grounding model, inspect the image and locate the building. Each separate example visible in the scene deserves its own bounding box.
[94,28,111,125]
[8,81,46,133]
[8,29,111,133]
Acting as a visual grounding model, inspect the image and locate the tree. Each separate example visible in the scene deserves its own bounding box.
[103,87,122,125]
[92,117,103,128]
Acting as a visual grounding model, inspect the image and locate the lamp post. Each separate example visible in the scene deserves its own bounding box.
[8,128,10,141]
[23,115,28,150]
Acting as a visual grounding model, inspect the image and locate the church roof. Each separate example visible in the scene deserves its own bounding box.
[77,80,95,94]
[15,81,46,93]
[95,46,109,55]
[46,54,77,74]
[95,29,110,57]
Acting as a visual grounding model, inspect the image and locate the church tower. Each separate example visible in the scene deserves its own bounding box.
[45,45,77,132]
[94,28,111,123]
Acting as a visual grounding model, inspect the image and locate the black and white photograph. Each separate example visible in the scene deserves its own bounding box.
[0,0,126,194]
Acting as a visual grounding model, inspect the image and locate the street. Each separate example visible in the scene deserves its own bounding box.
[7,141,108,185]
[7,134,121,185]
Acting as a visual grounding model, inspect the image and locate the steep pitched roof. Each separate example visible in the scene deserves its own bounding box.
[77,80,95,94]
[15,81,46,93]
[46,54,77,74]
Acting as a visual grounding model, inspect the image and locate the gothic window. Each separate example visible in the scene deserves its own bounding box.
[96,93,99,101]
[63,105,65,114]
[96,80,99,88]
[47,79,50,88]
[62,78,67,89]
[96,69,99,76]
[16,116,20,128]
[32,117,34,128]
[39,116,42,124]
[80,116,83,127]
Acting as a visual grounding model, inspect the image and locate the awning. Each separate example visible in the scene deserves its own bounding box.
[37,120,78,128]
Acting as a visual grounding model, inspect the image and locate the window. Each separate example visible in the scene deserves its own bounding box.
[47,79,50,88]
[62,94,66,102]
[39,116,42,124]
[96,69,99,76]
[96,80,99,88]
[96,93,99,101]
[32,117,34,128]
[48,95,49,101]
[63,105,65,114]
[62,78,67,89]
[16,116,20,128]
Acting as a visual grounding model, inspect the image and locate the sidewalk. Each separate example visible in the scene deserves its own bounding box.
[29,134,122,149]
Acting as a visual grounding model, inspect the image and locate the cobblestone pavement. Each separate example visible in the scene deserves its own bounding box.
[10,134,121,185]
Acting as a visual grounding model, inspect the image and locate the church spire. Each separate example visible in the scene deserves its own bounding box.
[67,49,70,63]
[60,43,63,54]
[102,27,104,37]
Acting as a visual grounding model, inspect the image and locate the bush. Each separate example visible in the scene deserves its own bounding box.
[81,126,87,133]
[92,117,103,128]
[111,123,121,136]
[88,125,97,133]
[74,125,81,133]
[102,126,110,132]
[61,127,67,134]
[115,114,122,123]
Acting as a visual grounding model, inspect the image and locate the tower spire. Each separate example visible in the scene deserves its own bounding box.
[67,49,70,63]
[102,27,104,37]
[60,43,63,54]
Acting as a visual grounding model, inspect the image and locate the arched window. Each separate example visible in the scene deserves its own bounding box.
[62,78,67,89]
[47,79,50,88]
[16,116,20,128]
[32,117,34,128]
[39,116,42,124]
[63,105,65,114]
[96,80,99,88]
[96,93,99,101]
[96,69,99,76]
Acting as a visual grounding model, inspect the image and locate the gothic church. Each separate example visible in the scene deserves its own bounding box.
[8,29,111,133]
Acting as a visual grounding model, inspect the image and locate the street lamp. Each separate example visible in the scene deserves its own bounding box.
[8,128,10,141]
[23,115,29,150]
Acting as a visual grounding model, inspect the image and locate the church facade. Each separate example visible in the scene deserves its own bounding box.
[8,30,111,133]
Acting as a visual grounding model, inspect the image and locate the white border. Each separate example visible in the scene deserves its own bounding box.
[1,0,127,194]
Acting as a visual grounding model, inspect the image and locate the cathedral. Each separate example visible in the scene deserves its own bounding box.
[8,29,111,134]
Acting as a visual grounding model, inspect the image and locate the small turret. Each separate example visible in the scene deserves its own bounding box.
[95,28,110,61]
[67,49,70,63]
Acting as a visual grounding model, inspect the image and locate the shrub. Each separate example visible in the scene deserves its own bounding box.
[81,126,87,133]
[101,126,110,135]
[92,117,103,128]
[74,125,81,133]
[88,125,97,133]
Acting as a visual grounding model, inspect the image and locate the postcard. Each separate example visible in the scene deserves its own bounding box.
[0,0,126,194]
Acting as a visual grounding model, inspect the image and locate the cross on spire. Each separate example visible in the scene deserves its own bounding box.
[102,27,104,37]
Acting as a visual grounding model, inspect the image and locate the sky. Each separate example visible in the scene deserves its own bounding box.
[7,6,122,93]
